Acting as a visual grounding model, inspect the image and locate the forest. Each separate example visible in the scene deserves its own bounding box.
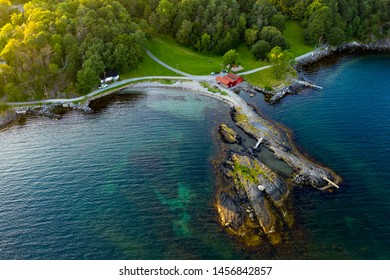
[0,0,389,101]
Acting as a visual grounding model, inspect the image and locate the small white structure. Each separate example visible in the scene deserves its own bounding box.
[100,70,119,84]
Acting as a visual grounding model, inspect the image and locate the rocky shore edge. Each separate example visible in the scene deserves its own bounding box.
[295,39,390,70]
[214,40,390,248]
[214,103,342,247]
[255,39,390,104]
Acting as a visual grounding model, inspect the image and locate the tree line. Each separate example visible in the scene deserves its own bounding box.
[0,0,389,101]
[0,0,146,101]
[271,0,389,46]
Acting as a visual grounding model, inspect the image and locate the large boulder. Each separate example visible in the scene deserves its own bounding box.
[218,123,241,144]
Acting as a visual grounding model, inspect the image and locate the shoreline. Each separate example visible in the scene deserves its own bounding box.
[295,40,390,69]
[1,47,388,251]
[263,40,390,103]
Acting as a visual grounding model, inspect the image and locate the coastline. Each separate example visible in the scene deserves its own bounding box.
[1,45,388,251]
[265,40,390,103]
[295,40,390,70]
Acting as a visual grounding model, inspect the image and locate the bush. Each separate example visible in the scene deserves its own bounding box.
[251,40,270,60]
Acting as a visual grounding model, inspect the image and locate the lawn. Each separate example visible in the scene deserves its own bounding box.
[147,35,224,75]
[284,20,314,57]
[244,67,281,88]
[244,67,297,89]
[236,44,268,72]
[146,35,267,75]
[121,52,178,79]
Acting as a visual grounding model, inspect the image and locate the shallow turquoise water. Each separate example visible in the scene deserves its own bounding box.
[0,91,249,259]
[243,54,390,259]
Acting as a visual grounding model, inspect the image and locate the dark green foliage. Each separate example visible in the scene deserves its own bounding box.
[327,27,345,46]
[1,0,388,102]
[259,26,289,49]
[223,49,240,69]
[0,0,145,101]
[245,28,258,46]
[251,40,271,60]
[270,12,287,31]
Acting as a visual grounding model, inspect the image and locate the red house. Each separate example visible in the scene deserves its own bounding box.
[226,73,244,85]
[216,73,244,88]
[216,76,233,88]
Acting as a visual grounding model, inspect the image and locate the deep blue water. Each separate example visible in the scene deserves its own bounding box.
[0,55,389,259]
[242,54,390,259]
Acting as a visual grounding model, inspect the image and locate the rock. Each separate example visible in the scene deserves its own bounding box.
[216,192,246,231]
[269,82,306,104]
[217,151,292,245]
[295,40,390,70]
[218,123,241,144]
[257,185,265,191]
[0,110,18,130]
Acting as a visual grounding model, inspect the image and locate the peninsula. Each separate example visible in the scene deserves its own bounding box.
[1,0,389,252]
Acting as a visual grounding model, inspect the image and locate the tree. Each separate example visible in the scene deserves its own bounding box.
[251,40,270,60]
[154,0,175,32]
[244,28,258,46]
[259,26,289,49]
[176,20,193,45]
[270,12,286,31]
[327,27,345,46]
[77,57,104,94]
[268,46,294,79]
[200,32,211,52]
[0,0,11,27]
[222,49,240,70]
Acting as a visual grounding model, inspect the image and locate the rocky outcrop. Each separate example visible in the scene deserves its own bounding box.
[295,40,390,69]
[216,104,341,247]
[218,123,241,144]
[0,110,18,130]
[269,82,307,104]
[232,107,341,189]
[217,152,293,246]
[257,40,390,104]
[62,102,93,113]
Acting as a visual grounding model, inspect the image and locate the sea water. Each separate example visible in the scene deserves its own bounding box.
[0,54,389,259]
[242,54,390,259]
[0,91,247,259]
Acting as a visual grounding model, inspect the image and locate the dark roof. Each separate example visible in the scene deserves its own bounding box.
[99,70,119,79]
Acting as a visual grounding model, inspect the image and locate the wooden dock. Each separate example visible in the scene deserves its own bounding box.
[323,177,340,189]
[254,137,263,149]
[316,177,340,190]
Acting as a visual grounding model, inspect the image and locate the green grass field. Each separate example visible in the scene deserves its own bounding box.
[129,30,309,88]
[121,53,178,79]
[146,34,266,75]
[284,20,314,57]
[147,35,224,75]
[244,67,284,88]
[236,44,268,71]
